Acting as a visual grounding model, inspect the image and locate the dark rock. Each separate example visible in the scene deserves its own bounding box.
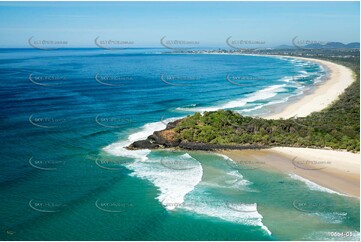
[149,131,180,147]
[165,119,183,129]
[126,117,268,151]
[128,139,159,149]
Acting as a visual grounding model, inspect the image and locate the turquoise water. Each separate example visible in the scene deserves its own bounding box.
[0,49,358,240]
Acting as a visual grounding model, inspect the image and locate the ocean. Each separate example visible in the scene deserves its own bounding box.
[0,48,359,241]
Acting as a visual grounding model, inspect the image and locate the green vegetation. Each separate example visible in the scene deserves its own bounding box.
[174,54,360,152]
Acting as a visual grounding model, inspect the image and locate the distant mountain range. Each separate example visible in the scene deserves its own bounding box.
[275,42,360,49]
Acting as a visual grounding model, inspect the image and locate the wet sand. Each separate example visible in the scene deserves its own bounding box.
[219,147,360,198]
[264,56,355,119]
[220,56,359,198]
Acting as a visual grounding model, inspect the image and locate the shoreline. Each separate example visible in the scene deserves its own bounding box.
[264,56,355,119]
[126,53,359,197]
[214,54,359,197]
[189,52,355,119]
[219,147,360,198]
[255,55,355,119]
[191,53,359,197]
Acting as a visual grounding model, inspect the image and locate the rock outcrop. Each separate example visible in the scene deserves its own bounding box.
[126,118,267,151]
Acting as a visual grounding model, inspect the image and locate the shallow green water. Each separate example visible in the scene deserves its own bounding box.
[0,49,358,241]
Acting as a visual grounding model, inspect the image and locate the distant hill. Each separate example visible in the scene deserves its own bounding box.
[346,42,360,48]
[275,41,359,49]
[323,42,347,48]
[304,43,325,49]
[273,45,295,49]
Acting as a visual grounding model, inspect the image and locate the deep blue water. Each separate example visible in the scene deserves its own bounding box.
[0,49,358,241]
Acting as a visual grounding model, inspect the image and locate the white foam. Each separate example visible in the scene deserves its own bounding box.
[241,104,269,113]
[295,62,311,67]
[314,212,348,224]
[289,174,348,197]
[202,154,255,190]
[104,121,203,210]
[128,121,169,143]
[241,88,311,114]
[176,84,287,112]
[215,153,233,161]
[127,153,203,210]
[104,117,180,162]
[281,76,294,83]
[176,64,324,116]
[104,118,203,211]
[160,153,271,234]
[179,191,272,235]
[227,202,258,213]
[104,140,151,162]
[202,169,253,191]
[224,170,252,188]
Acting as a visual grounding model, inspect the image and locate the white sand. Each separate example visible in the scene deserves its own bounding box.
[264,56,355,119]
[218,55,359,197]
[194,52,355,119]
[270,147,360,175]
[185,52,359,196]
[220,147,360,197]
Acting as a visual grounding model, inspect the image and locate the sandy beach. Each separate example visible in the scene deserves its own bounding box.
[198,53,355,119]
[264,56,355,119]
[220,148,360,197]
[219,56,359,198]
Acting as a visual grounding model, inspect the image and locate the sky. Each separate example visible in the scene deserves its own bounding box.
[0,1,359,48]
